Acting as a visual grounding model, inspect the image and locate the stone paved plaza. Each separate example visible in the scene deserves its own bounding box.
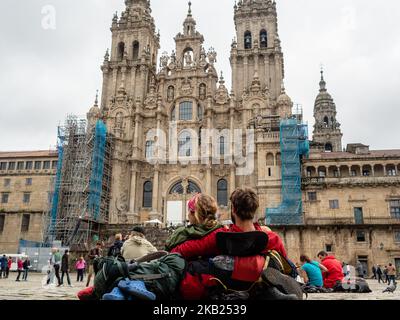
[0,273,398,300]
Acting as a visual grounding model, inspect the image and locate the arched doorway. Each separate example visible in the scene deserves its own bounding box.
[165,179,201,226]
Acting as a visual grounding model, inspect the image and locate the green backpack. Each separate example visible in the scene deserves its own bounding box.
[129,253,186,300]
[93,256,130,300]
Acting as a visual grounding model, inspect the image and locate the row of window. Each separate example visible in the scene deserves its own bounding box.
[145,134,228,159]
[0,214,30,233]
[0,160,57,171]
[2,178,33,188]
[307,192,400,220]
[142,179,229,208]
[306,164,399,178]
[244,30,268,49]
[117,41,140,61]
[1,192,31,204]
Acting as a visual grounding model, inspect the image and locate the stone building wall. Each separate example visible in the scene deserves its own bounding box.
[0,151,57,253]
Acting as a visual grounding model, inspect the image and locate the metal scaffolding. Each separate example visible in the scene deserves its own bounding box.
[44,116,113,251]
[266,116,309,225]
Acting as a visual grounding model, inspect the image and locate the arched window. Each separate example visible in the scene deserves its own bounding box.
[145,140,154,159]
[325,143,333,153]
[171,106,176,121]
[133,41,139,60]
[143,181,153,208]
[266,153,274,166]
[117,42,125,61]
[178,131,192,157]
[179,101,193,120]
[169,180,201,194]
[170,181,184,194]
[244,31,252,49]
[217,179,228,206]
[187,181,201,194]
[260,30,268,48]
[323,116,329,127]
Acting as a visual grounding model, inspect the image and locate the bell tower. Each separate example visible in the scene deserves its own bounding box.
[230,0,284,102]
[100,0,160,113]
[312,70,343,152]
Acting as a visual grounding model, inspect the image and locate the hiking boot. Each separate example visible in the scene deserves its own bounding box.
[102,287,126,301]
[118,279,156,300]
[261,267,303,300]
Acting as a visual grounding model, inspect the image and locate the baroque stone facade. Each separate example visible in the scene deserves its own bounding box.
[0,151,58,252]
[87,0,292,225]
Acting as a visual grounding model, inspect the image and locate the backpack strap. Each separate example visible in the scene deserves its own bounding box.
[130,272,172,281]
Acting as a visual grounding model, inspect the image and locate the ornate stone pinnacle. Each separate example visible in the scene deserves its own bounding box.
[188,1,192,15]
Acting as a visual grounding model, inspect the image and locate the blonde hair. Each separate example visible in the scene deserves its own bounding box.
[194,194,219,229]
[115,233,122,241]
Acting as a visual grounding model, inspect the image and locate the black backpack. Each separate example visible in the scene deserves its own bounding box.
[93,256,130,299]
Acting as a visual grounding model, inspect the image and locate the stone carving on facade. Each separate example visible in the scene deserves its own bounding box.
[199,47,207,68]
[144,77,157,109]
[167,86,175,102]
[180,77,193,96]
[214,72,229,105]
[115,193,129,224]
[168,50,177,70]
[160,51,169,70]
[199,83,207,100]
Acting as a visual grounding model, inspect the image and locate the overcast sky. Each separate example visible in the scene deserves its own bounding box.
[1,0,399,151]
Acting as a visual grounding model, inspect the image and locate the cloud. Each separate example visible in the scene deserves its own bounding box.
[0,0,399,151]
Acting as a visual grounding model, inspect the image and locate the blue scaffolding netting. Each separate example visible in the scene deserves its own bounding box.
[88,120,108,221]
[49,127,65,235]
[266,118,309,225]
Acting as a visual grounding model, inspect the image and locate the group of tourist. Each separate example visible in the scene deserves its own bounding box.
[46,248,90,287]
[0,255,31,281]
[372,264,397,285]
[0,255,12,279]
[73,188,344,300]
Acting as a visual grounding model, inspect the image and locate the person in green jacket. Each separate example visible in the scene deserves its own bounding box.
[165,193,222,252]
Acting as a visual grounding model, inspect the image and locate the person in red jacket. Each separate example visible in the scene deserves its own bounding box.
[172,188,287,299]
[15,258,24,282]
[317,251,344,289]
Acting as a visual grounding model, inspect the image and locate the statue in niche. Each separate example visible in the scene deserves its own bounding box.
[184,51,193,67]
[199,84,206,100]
[115,112,124,129]
[167,86,175,102]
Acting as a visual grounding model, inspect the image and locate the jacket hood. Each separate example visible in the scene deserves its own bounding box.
[126,236,148,246]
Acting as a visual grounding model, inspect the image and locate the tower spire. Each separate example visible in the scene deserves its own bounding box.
[188,1,192,16]
[94,90,99,106]
[319,67,327,92]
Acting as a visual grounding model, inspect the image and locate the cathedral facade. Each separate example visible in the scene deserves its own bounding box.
[87,0,292,225]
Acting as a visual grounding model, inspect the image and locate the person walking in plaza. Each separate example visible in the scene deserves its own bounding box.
[86,241,103,287]
[15,258,24,281]
[0,255,7,278]
[61,250,72,287]
[76,257,86,283]
[387,263,397,286]
[372,265,377,279]
[6,257,12,278]
[384,266,389,283]
[50,248,62,286]
[107,234,124,257]
[356,260,364,279]
[22,257,31,281]
[377,265,384,283]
